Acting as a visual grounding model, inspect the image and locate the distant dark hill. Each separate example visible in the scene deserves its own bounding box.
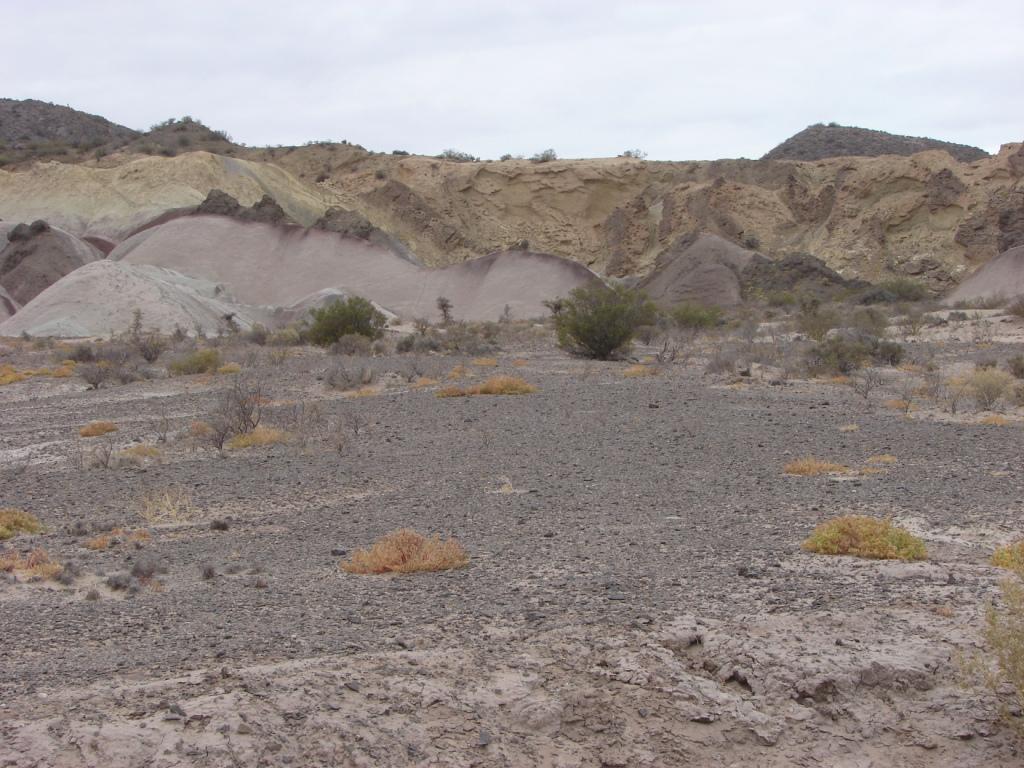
[763,123,988,163]
[0,98,137,149]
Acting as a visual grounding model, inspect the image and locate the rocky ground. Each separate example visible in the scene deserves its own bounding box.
[1,329,1023,767]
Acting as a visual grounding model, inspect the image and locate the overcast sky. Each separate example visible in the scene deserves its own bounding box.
[2,0,1021,160]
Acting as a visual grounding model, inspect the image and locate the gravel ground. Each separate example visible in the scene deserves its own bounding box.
[1,336,1023,766]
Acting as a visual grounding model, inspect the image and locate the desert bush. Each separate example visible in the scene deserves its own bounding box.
[217,362,242,375]
[245,324,269,345]
[137,487,197,524]
[79,420,118,438]
[1007,299,1024,319]
[341,529,469,574]
[555,283,656,360]
[268,327,302,346]
[0,547,62,580]
[1006,356,1024,379]
[438,149,478,163]
[876,278,929,302]
[436,296,453,324]
[325,361,378,391]
[226,426,290,450]
[531,148,558,163]
[848,307,889,338]
[77,362,111,390]
[806,335,903,375]
[306,297,386,346]
[329,333,373,356]
[784,457,848,476]
[993,542,1024,573]
[66,343,97,363]
[135,334,166,363]
[437,375,537,397]
[672,302,721,330]
[704,347,738,376]
[796,302,841,341]
[168,348,221,375]
[802,515,926,561]
[985,568,1024,728]
[0,509,43,540]
[968,368,1014,410]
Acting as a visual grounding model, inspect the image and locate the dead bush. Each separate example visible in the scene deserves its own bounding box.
[341,529,469,574]
[968,368,1014,410]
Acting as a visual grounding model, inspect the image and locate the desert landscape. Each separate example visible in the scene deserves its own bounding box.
[1,76,1024,768]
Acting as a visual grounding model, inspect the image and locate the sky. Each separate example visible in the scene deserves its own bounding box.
[1,0,1021,160]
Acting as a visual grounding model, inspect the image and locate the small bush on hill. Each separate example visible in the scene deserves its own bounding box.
[969,368,1014,410]
[306,297,386,346]
[555,283,657,360]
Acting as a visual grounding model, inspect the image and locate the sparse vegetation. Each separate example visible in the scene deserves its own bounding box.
[672,302,722,330]
[0,547,62,580]
[436,375,537,397]
[168,348,221,376]
[0,509,43,540]
[137,488,197,524]
[340,529,469,574]
[802,516,927,561]
[968,368,1014,410]
[555,283,657,360]
[226,425,290,450]
[79,420,118,438]
[306,297,386,346]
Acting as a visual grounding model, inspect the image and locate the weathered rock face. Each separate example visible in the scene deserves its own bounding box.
[195,190,292,226]
[1,140,1022,290]
[284,142,1023,286]
[0,219,102,305]
[761,123,989,163]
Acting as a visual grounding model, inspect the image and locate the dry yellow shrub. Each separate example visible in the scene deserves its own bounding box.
[341,529,469,575]
[226,426,290,450]
[217,362,242,375]
[80,421,118,437]
[802,516,927,561]
[0,509,43,540]
[993,541,1024,573]
[471,357,498,367]
[138,487,196,524]
[866,454,897,464]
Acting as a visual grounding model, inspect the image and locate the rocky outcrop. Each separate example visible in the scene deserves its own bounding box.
[0,219,102,305]
[762,123,989,162]
[195,190,292,226]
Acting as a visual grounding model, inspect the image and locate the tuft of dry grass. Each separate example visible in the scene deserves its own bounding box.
[437,376,538,397]
[85,527,150,551]
[993,541,1024,573]
[189,420,214,439]
[0,547,62,580]
[866,454,897,465]
[341,529,469,575]
[138,487,197,524]
[0,509,43,540]
[802,515,927,561]
[980,414,1010,426]
[84,535,111,550]
[838,424,860,432]
[412,377,439,389]
[783,457,849,476]
[226,426,290,450]
[79,420,118,438]
[511,359,529,367]
[447,364,467,380]
[118,444,162,460]
[217,362,242,375]
[471,357,498,367]
[623,364,659,378]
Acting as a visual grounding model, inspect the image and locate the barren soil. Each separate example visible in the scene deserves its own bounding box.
[1,336,1023,766]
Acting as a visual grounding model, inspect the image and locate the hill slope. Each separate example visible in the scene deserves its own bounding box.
[0,98,137,149]
[762,124,989,163]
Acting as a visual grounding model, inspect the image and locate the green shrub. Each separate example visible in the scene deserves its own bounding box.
[168,349,221,376]
[877,278,929,302]
[329,333,373,356]
[796,305,841,341]
[672,302,722,330]
[848,307,889,338]
[806,335,903,374]
[305,297,386,347]
[554,284,657,360]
